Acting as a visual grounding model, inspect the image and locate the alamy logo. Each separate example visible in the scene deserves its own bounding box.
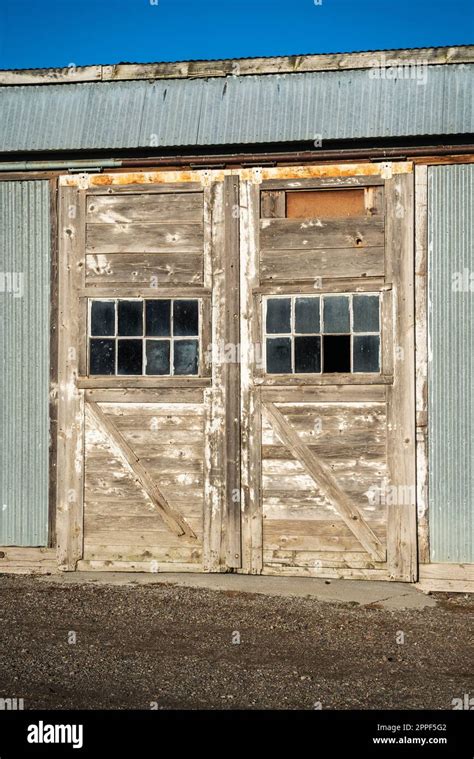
[0,271,24,298]
[0,697,24,710]
[451,693,474,710]
[27,721,83,749]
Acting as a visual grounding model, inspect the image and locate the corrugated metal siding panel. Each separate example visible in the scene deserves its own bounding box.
[0,64,472,152]
[428,164,474,563]
[0,181,50,546]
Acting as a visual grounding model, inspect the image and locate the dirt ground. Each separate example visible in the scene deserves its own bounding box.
[0,575,471,710]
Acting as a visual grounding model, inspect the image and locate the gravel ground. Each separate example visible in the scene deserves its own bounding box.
[0,576,472,710]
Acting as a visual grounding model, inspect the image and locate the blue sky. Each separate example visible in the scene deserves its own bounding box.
[0,0,472,70]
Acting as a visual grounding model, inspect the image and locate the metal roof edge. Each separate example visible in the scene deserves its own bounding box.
[0,45,473,86]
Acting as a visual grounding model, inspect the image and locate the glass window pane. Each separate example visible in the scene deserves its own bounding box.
[295,336,321,373]
[117,339,142,375]
[90,301,115,336]
[146,340,170,375]
[353,335,380,373]
[89,339,115,375]
[295,297,320,333]
[174,339,199,375]
[146,300,171,337]
[266,298,291,334]
[323,296,350,333]
[322,335,351,373]
[118,300,143,337]
[266,337,292,373]
[173,300,199,336]
[353,295,380,333]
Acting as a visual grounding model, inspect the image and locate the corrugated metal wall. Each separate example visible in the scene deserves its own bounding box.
[0,181,50,546]
[0,64,472,152]
[428,164,474,563]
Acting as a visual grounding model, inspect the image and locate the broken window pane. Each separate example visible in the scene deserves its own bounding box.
[266,298,291,334]
[173,300,199,337]
[323,296,350,333]
[118,300,143,337]
[322,335,351,373]
[90,301,115,336]
[89,339,115,375]
[295,335,321,373]
[353,295,380,333]
[295,297,320,333]
[353,335,380,372]
[266,337,292,373]
[117,339,142,375]
[146,340,170,375]
[146,300,171,337]
[174,339,199,375]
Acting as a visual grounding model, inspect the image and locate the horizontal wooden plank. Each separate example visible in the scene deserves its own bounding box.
[261,177,385,190]
[84,514,203,534]
[418,563,474,582]
[262,565,390,580]
[254,278,387,294]
[261,386,387,402]
[78,378,211,389]
[262,441,385,459]
[84,388,204,403]
[416,579,474,593]
[260,217,384,250]
[82,544,202,562]
[87,183,203,195]
[86,222,204,254]
[262,497,385,522]
[255,375,392,386]
[260,247,384,281]
[85,251,203,286]
[77,560,201,572]
[87,193,203,224]
[80,287,211,298]
[85,496,203,517]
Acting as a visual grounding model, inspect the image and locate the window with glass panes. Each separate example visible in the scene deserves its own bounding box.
[264,294,380,374]
[88,299,200,376]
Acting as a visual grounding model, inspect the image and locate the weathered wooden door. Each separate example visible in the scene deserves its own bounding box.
[57,165,416,581]
[239,165,417,581]
[56,173,241,573]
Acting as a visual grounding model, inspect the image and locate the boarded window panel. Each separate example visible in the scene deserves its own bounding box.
[117,339,143,375]
[353,295,380,333]
[146,300,171,337]
[266,298,291,334]
[266,338,292,374]
[90,339,115,375]
[173,300,199,336]
[146,340,170,375]
[323,296,350,333]
[322,335,351,373]
[286,189,365,219]
[295,297,320,333]
[353,335,380,373]
[174,339,199,375]
[91,301,115,336]
[118,300,143,337]
[295,336,321,373]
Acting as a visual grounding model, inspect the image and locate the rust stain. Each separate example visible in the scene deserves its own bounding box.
[59,162,413,187]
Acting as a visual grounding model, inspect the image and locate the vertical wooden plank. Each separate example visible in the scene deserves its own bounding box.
[224,176,242,568]
[203,181,226,571]
[261,190,286,218]
[48,177,59,548]
[386,171,417,581]
[240,180,263,573]
[414,165,430,564]
[56,185,85,570]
